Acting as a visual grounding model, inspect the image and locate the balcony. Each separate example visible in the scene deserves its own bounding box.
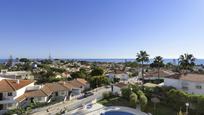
[0,97,15,104]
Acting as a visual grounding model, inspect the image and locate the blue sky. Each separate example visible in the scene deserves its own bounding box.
[0,0,204,59]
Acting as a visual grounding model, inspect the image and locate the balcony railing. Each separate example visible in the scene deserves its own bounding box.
[0,97,15,104]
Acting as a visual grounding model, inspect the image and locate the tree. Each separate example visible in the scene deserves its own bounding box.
[136,51,149,83]
[0,64,6,71]
[19,58,30,63]
[178,53,195,73]
[121,87,132,100]
[177,109,184,115]
[70,71,86,79]
[129,93,138,108]
[113,77,120,83]
[125,61,138,68]
[139,94,148,111]
[150,56,164,79]
[90,67,104,76]
[90,76,109,88]
[6,55,13,68]
[36,70,56,84]
[167,89,188,110]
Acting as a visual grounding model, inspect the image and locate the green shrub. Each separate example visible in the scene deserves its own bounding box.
[167,89,188,110]
[129,93,138,107]
[140,95,148,111]
[103,92,110,99]
[121,87,132,100]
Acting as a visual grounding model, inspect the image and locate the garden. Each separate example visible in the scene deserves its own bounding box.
[99,84,204,115]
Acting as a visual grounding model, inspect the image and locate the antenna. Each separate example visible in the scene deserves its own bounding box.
[49,52,52,60]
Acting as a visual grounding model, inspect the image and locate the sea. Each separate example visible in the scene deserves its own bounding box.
[1,59,204,65]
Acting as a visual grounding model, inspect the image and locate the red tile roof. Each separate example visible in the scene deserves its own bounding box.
[144,70,175,78]
[0,79,34,92]
[44,83,67,92]
[24,90,47,97]
[180,74,204,83]
[16,94,27,102]
[115,82,128,88]
[58,78,88,90]
[41,85,53,96]
[76,78,88,85]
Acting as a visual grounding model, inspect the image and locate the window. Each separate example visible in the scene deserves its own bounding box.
[182,86,188,90]
[61,92,65,95]
[196,85,202,89]
[37,97,42,101]
[7,104,13,107]
[8,92,12,96]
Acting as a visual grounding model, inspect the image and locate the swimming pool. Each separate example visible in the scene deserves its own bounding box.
[103,111,134,115]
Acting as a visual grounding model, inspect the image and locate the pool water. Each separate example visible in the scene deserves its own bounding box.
[103,111,134,115]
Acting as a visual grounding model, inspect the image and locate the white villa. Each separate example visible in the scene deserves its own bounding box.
[108,71,129,82]
[164,73,204,95]
[112,82,128,95]
[0,79,35,114]
[0,78,90,114]
[0,70,34,80]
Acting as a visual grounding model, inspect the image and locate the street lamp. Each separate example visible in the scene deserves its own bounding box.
[185,102,189,115]
[151,97,160,115]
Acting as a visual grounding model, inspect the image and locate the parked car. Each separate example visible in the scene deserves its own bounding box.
[84,92,94,98]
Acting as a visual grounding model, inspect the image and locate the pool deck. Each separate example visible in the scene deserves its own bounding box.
[67,103,147,115]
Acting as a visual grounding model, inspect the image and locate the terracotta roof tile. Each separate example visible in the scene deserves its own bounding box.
[41,85,53,96]
[180,74,204,83]
[16,94,27,102]
[24,90,47,97]
[115,82,128,88]
[76,78,88,85]
[0,79,34,92]
[144,70,175,78]
[69,80,83,88]
[58,79,88,90]
[58,82,74,90]
[44,83,67,92]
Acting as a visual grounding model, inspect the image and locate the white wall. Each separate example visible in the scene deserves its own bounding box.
[115,74,129,81]
[164,78,181,89]
[112,86,122,95]
[59,90,67,97]
[164,78,204,95]
[14,82,34,100]
[181,80,204,95]
[72,88,81,96]
[34,97,48,103]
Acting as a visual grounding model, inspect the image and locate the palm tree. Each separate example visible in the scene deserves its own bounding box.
[178,53,195,73]
[136,51,149,83]
[150,56,164,79]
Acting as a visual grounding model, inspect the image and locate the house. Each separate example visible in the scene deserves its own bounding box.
[143,70,175,80]
[59,78,90,100]
[44,83,68,100]
[16,85,53,108]
[0,79,34,114]
[0,78,90,114]
[112,82,128,95]
[0,70,34,80]
[164,73,204,95]
[108,71,129,82]
[62,72,71,78]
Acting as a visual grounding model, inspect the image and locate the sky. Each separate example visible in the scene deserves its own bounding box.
[0,0,204,59]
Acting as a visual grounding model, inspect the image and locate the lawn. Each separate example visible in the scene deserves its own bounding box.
[145,102,177,115]
[98,96,131,107]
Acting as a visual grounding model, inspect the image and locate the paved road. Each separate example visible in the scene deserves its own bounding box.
[31,87,111,115]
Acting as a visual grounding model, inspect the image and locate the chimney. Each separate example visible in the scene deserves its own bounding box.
[17,79,20,84]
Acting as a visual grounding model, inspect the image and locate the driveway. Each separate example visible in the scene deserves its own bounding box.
[31,87,111,115]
